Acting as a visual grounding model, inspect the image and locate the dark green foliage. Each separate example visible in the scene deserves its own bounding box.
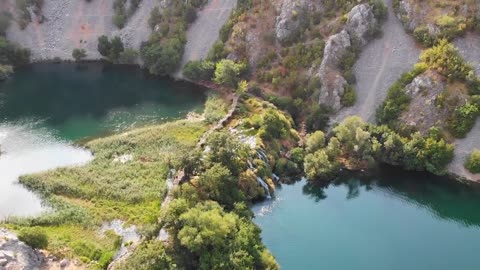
[72,48,87,61]
[183,60,215,81]
[465,150,480,174]
[448,102,479,138]
[370,0,388,21]
[206,40,227,62]
[18,227,48,249]
[141,0,207,75]
[97,35,111,57]
[112,0,142,28]
[342,85,356,107]
[305,104,330,132]
[0,37,31,66]
[376,65,427,125]
[0,12,12,36]
[118,241,177,270]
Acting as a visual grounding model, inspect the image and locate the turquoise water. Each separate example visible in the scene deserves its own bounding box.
[0,63,205,218]
[253,167,480,270]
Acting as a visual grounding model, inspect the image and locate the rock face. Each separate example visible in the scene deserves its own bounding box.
[399,71,452,134]
[344,4,378,46]
[0,228,43,269]
[314,4,378,111]
[316,30,351,111]
[275,0,309,44]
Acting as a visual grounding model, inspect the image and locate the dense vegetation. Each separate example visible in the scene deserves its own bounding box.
[97,35,138,64]
[303,117,454,181]
[0,14,30,79]
[141,0,207,75]
[376,40,480,139]
[112,0,142,28]
[465,149,480,174]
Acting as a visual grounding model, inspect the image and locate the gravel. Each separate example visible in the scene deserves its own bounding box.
[448,33,480,181]
[5,0,162,61]
[332,0,421,124]
[174,0,237,78]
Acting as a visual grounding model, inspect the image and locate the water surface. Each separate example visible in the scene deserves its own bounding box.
[253,167,480,270]
[0,63,206,219]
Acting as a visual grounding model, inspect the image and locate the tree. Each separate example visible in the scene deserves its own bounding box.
[304,150,339,181]
[117,241,177,270]
[213,59,245,88]
[183,60,215,81]
[97,35,111,56]
[305,131,325,153]
[72,48,87,61]
[198,164,242,207]
[118,48,138,64]
[465,149,480,173]
[109,36,124,61]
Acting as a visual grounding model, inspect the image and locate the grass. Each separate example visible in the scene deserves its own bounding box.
[6,119,207,268]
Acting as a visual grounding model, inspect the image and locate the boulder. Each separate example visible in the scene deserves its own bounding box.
[313,3,379,111]
[275,0,308,44]
[344,4,377,46]
[315,30,351,110]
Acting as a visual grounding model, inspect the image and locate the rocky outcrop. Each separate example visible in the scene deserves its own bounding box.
[275,0,309,44]
[0,228,43,269]
[315,30,351,111]
[399,71,449,134]
[314,4,378,111]
[396,0,418,31]
[344,4,378,46]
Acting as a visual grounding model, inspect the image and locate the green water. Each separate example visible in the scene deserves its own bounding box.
[0,63,205,140]
[0,63,205,218]
[253,167,480,270]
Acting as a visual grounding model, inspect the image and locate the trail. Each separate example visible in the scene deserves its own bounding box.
[175,0,236,78]
[448,33,480,181]
[332,0,421,124]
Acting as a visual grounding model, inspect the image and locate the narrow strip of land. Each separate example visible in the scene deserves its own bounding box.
[448,34,480,181]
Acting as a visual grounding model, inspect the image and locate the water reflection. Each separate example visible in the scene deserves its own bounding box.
[300,165,480,227]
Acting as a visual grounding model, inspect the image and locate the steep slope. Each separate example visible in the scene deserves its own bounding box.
[332,0,421,124]
[448,33,480,181]
[175,0,236,78]
[4,0,161,61]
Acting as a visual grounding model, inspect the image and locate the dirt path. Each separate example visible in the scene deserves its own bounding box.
[448,33,480,181]
[5,0,159,61]
[332,0,421,124]
[174,0,236,78]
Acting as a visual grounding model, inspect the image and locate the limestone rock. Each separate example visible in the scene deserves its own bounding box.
[344,4,377,46]
[275,0,308,44]
[397,0,418,31]
[315,30,351,111]
[313,3,379,111]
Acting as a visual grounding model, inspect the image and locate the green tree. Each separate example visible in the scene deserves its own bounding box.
[117,241,177,270]
[109,36,124,61]
[305,131,325,153]
[465,149,480,173]
[213,59,245,88]
[72,48,87,61]
[97,35,111,57]
[198,164,242,207]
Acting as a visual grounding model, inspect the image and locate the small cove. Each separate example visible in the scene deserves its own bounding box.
[0,63,206,219]
[253,166,480,270]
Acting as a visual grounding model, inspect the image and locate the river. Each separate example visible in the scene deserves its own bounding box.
[253,166,480,270]
[0,63,205,219]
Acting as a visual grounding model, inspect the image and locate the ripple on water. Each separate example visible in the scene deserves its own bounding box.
[0,122,93,219]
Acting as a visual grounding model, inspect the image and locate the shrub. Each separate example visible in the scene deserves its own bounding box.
[465,149,480,174]
[183,60,215,81]
[18,227,48,249]
[448,102,479,138]
[213,59,246,88]
[72,48,87,61]
[342,85,356,107]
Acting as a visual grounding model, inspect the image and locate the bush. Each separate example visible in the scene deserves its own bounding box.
[183,60,215,81]
[18,227,48,249]
[448,102,479,138]
[72,48,87,61]
[342,85,356,107]
[213,59,246,88]
[465,150,480,174]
